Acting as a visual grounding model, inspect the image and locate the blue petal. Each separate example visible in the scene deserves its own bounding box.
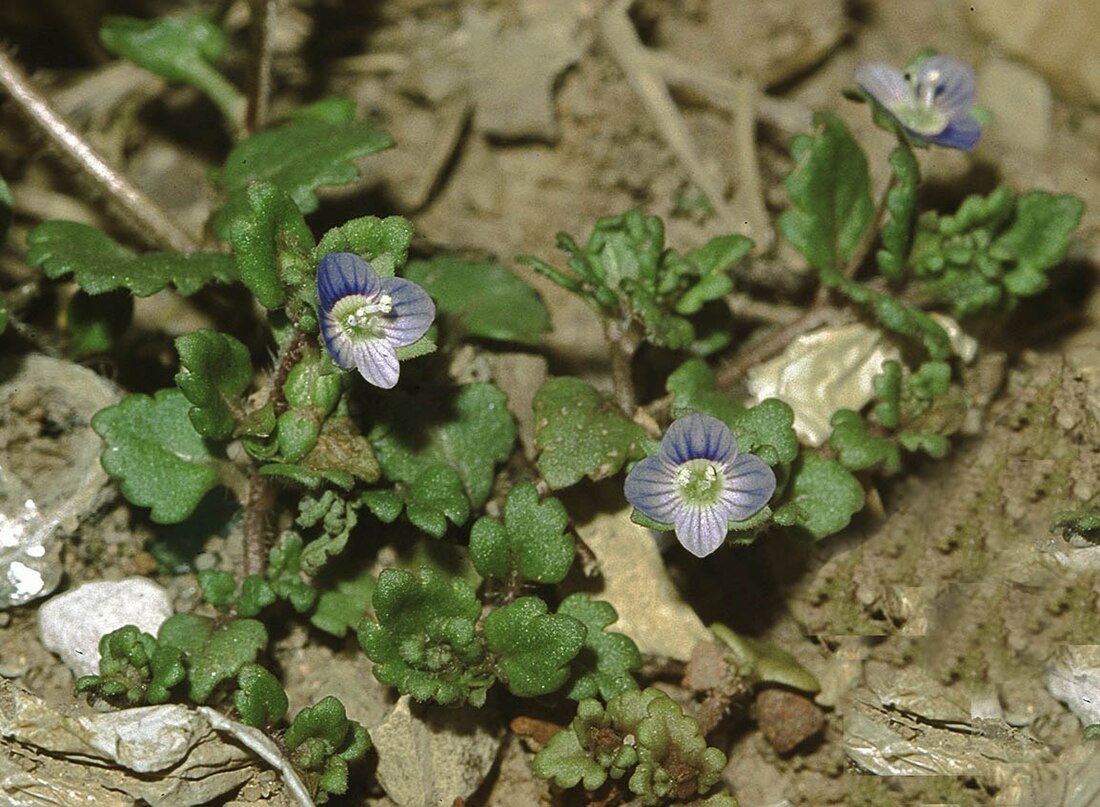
[624,454,682,524]
[661,413,737,465]
[716,453,776,520]
[317,253,381,311]
[855,62,911,112]
[352,337,400,388]
[916,55,975,115]
[927,113,982,151]
[379,277,436,347]
[674,505,728,558]
[320,312,355,369]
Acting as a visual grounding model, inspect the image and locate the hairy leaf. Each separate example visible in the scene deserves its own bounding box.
[27,221,236,297]
[484,597,585,698]
[533,377,646,489]
[559,594,641,701]
[772,453,864,539]
[91,390,220,523]
[469,482,574,584]
[174,330,252,440]
[779,112,874,281]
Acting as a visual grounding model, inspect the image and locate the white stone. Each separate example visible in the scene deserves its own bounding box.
[38,577,174,678]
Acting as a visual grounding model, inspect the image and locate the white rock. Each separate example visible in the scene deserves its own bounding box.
[1046,645,1100,728]
[38,577,174,677]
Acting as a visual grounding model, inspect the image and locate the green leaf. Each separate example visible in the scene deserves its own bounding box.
[404,257,551,345]
[75,626,185,707]
[1086,724,1100,740]
[995,191,1084,296]
[772,453,864,540]
[65,289,133,354]
[99,15,244,129]
[313,216,413,278]
[310,562,376,638]
[369,383,516,530]
[710,623,821,692]
[27,221,237,296]
[296,490,358,575]
[357,567,492,706]
[483,597,585,698]
[667,360,798,466]
[533,377,646,489]
[531,722,608,790]
[234,663,289,728]
[197,569,238,610]
[827,409,901,473]
[158,614,268,703]
[676,234,753,315]
[559,594,641,701]
[223,181,315,308]
[286,696,371,803]
[875,143,919,280]
[175,330,252,441]
[215,97,393,222]
[259,462,354,490]
[91,389,220,523]
[469,482,574,584]
[779,112,874,281]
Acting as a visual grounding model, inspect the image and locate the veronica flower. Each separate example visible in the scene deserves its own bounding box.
[855,54,982,151]
[317,252,435,389]
[624,413,776,558]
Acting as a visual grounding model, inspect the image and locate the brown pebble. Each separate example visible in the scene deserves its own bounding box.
[755,688,825,753]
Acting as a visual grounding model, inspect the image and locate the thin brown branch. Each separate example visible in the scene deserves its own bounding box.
[246,0,279,132]
[0,49,201,253]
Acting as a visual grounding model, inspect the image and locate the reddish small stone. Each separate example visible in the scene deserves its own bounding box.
[755,687,825,753]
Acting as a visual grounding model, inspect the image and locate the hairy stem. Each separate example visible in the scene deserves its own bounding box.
[0,50,201,253]
[242,469,274,578]
[246,0,279,132]
[608,320,641,415]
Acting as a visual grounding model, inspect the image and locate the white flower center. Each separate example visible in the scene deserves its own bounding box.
[674,459,725,506]
[332,293,393,338]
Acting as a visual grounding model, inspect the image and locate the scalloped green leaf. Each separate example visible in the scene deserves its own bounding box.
[483,597,585,698]
[91,389,219,523]
[404,257,551,345]
[27,221,236,297]
[313,215,414,278]
[100,15,243,128]
[166,615,267,703]
[357,567,492,707]
[234,663,288,728]
[369,383,516,530]
[559,594,641,701]
[223,181,315,308]
[469,482,574,584]
[174,330,252,441]
[779,112,874,282]
[533,377,646,489]
[215,97,393,226]
[828,409,901,473]
[996,190,1084,297]
[531,725,608,791]
[772,453,864,539]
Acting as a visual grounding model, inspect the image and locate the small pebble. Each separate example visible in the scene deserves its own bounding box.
[755,688,825,754]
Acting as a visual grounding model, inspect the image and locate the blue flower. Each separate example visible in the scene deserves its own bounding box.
[856,55,982,151]
[624,413,776,558]
[317,252,435,389]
